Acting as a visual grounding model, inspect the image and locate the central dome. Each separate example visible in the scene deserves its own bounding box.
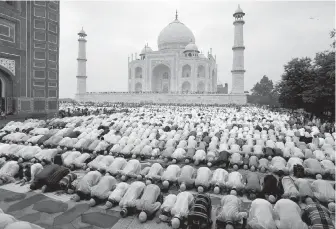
[157,18,195,50]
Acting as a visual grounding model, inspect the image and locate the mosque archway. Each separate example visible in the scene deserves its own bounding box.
[197,81,205,93]
[151,64,171,93]
[0,68,14,113]
[182,65,191,78]
[181,81,191,93]
[135,82,142,92]
[197,65,205,78]
[135,67,142,79]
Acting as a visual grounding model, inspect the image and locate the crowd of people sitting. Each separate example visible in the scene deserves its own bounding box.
[0,103,335,229]
[85,91,227,95]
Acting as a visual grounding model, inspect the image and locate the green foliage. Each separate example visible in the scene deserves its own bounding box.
[251,75,274,96]
[330,29,335,49]
[277,49,335,119]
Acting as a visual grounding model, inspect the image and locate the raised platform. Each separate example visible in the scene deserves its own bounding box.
[75,93,247,104]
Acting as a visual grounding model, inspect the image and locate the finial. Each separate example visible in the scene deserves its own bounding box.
[175,10,178,20]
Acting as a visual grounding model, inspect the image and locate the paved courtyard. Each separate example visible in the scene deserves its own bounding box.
[0,181,252,229]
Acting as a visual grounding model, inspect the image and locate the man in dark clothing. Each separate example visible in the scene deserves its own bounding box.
[258,174,282,203]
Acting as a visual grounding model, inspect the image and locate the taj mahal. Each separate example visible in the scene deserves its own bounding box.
[75,5,247,104]
[128,11,218,93]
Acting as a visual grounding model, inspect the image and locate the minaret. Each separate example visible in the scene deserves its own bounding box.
[76,27,87,95]
[231,5,245,94]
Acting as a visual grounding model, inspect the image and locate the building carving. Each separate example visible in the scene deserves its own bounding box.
[0,58,15,75]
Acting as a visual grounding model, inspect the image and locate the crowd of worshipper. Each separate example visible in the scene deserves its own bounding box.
[85,91,227,95]
[0,104,335,229]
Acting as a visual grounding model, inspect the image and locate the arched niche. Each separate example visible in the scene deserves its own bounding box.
[152,64,171,93]
[135,67,142,79]
[181,81,191,93]
[135,82,142,92]
[182,64,191,78]
[197,65,205,78]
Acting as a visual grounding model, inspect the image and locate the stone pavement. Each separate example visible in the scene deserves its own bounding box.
[0,186,252,229]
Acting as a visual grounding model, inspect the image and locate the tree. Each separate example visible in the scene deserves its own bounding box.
[302,51,335,118]
[251,75,274,96]
[277,57,313,110]
[277,51,335,119]
[330,29,335,49]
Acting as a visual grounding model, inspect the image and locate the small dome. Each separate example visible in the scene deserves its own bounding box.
[140,45,153,55]
[184,41,199,52]
[78,27,87,36]
[234,5,245,16]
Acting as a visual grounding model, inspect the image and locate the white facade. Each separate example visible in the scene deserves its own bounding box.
[76,28,87,95]
[128,13,218,93]
[231,5,246,94]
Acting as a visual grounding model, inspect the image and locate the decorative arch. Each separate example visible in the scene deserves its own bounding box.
[197,81,205,93]
[181,81,191,93]
[152,64,171,93]
[182,64,191,78]
[0,67,15,113]
[0,58,15,76]
[197,65,205,78]
[135,67,142,79]
[135,82,142,92]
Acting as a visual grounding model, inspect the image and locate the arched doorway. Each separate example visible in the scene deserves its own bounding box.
[182,65,191,78]
[135,67,142,79]
[152,64,171,93]
[197,81,205,93]
[135,82,142,92]
[197,65,205,78]
[181,81,191,93]
[0,68,14,113]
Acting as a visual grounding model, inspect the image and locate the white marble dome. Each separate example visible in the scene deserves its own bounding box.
[140,45,153,55]
[184,41,199,52]
[157,19,195,50]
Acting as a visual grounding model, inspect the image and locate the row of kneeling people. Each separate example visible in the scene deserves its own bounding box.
[1,127,334,163]
[1,159,335,205]
[1,115,334,160]
[1,166,334,229]
[0,144,334,181]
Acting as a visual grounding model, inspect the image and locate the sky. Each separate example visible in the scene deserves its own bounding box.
[59,0,335,98]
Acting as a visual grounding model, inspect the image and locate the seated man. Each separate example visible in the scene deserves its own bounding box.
[273,199,308,229]
[247,198,277,229]
[216,191,248,229]
[302,197,335,229]
[258,174,282,203]
[269,156,289,175]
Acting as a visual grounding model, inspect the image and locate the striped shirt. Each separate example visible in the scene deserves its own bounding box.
[303,203,334,229]
[46,166,70,188]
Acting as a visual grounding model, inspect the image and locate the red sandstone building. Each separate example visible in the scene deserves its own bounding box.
[0,1,60,114]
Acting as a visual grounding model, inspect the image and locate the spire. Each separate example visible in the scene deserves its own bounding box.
[175,10,178,20]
